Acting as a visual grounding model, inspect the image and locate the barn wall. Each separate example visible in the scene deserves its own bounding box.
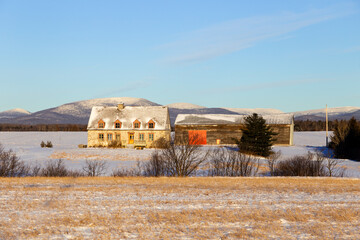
[175,125,244,145]
[175,124,293,146]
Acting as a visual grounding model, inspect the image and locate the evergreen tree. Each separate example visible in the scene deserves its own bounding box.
[236,113,277,157]
[333,117,360,160]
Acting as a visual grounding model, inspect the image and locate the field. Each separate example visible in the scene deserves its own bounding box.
[0,177,359,239]
[0,131,360,176]
[1,132,360,239]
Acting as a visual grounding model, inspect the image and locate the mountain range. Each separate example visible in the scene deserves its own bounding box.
[0,97,359,126]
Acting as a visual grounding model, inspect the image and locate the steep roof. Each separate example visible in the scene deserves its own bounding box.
[175,113,294,125]
[87,105,170,130]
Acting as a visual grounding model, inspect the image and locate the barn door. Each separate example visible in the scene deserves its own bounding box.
[188,130,207,145]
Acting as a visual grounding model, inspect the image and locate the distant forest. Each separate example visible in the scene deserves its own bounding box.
[0,124,87,131]
[0,120,356,132]
[294,120,350,131]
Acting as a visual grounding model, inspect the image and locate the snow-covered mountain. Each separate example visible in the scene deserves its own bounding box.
[224,108,283,115]
[166,103,205,109]
[293,107,360,121]
[0,97,359,125]
[0,97,159,125]
[0,108,31,120]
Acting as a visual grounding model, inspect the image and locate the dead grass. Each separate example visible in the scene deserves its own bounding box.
[0,177,359,239]
[50,151,151,161]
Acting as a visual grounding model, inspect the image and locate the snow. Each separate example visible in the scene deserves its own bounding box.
[293,106,360,117]
[0,108,31,118]
[52,97,160,118]
[166,102,206,109]
[1,108,31,114]
[87,105,170,130]
[0,131,359,177]
[224,107,284,115]
[175,113,294,125]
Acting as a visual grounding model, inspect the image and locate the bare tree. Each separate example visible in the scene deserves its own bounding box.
[208,147,259,177]
[41,159,69,177]
[155,134,209,177]
[266,151,281,176]
[0,144,29,177]
[82,160,108,176]
[319,151,346,177]
[142,151,167,176]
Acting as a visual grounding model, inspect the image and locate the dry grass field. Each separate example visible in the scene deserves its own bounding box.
[0,177,359,239]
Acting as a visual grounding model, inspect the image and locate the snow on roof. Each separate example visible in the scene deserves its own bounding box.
[87,105,170,130]
[175,113,294,125]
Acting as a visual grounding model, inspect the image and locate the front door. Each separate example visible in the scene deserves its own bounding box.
[129,133,134,144]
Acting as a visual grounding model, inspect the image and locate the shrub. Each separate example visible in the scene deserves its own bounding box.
[108,140,122,148]
[0,144,29,177]
[271,152,345,177]
[46,141,53,148]
[40,159,69,177]
[142,151,167,176]
[208,148,259,177]
[82,160,108,176]
[266,151,282,176]
[150,137,170,149]
[112,164,142,177]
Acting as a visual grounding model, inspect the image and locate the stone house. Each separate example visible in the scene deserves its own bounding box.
[87,104,171,148]
[174,113,294,146]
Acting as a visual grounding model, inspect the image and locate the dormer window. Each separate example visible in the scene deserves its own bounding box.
[133,120,141,129]
[148,120,155,129]
[98,120,105,128]
[114,120,122,129]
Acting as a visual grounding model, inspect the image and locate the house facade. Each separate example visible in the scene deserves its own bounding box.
[87,104,171,148]
[174,113,294,146]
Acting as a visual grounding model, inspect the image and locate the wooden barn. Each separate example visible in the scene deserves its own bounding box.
[174,113,294,146]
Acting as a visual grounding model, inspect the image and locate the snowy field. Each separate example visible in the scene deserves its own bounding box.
[0,131,359,177]
[0,177,359,239]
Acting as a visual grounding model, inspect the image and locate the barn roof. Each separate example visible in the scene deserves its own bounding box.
[87,105,170,130]
[175,113,294,125]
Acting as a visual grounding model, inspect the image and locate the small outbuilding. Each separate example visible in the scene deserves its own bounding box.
[87,104,171,148]
[174,113,294,146]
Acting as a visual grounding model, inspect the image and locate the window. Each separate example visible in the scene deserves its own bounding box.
[149,133,154,141]
[99,133,104,141]
[98,120,105,128]
[107,133,113,141]
[139,133,144,141]
[115,120,121,129]
[133,120,141,129]
[148,120,155,129]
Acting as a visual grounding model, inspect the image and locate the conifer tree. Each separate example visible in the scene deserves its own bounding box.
[237,113,277,157]
[333,117,360,160]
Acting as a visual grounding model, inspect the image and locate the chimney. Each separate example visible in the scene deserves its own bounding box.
[117,103,124,110]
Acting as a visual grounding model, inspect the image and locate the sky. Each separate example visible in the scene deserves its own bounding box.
[0,0,359,113]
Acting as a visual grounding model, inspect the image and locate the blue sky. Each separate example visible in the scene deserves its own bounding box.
[0,0,359,113]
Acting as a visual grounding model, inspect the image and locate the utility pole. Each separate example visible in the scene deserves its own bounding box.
[326,104,329,147]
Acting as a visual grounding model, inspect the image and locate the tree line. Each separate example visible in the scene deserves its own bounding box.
[0,124,87,131]
[295,120,338,131]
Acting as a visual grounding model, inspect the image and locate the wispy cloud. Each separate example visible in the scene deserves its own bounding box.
[160,3,356,64]
[94,78,157,98]
[343,45,360,53]
[202,78,329,95]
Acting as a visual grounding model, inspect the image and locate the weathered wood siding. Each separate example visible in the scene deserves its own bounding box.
[175,124,292,145]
